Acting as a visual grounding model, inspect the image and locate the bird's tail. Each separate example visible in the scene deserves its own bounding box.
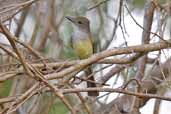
[85,66,99,96]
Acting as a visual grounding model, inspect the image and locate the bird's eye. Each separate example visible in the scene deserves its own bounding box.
[78,21,82,24]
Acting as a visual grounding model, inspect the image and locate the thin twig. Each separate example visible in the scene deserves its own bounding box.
[87,0,111,11]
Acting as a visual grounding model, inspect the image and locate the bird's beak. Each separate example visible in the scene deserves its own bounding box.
[65,16,75,23]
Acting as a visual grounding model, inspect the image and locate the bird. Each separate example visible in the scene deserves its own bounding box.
[66,16,99,96]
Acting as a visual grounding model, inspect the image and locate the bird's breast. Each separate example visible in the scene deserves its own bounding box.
[72,38,93,59]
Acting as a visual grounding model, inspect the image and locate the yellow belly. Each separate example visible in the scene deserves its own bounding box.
[73,39,93,59]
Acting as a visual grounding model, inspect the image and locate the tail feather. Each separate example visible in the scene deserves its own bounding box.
[85,67,99,96]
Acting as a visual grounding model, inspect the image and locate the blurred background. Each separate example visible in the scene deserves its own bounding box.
[0,0,171,114]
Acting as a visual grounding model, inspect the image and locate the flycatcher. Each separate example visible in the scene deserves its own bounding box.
[66,16,99,96]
